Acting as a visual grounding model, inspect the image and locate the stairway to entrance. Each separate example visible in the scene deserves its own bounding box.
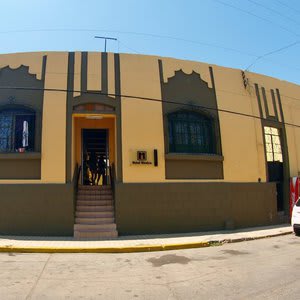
[74,185,118,239]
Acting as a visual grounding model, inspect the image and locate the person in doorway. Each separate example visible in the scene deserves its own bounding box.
[96,155,106,185]
[88,151,98,185]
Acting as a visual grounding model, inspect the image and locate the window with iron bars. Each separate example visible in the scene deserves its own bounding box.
[168,111,215,154]
[0,108,35,152]
[264,126,283,162]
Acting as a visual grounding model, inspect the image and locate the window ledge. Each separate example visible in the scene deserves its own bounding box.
[0,152,41,160]
[165,153,224,162]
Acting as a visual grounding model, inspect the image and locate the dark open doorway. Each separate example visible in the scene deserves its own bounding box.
[264,126,284,211]
[81,129,109,186]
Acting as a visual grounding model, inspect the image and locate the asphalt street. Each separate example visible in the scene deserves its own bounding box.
[0,234,299,299]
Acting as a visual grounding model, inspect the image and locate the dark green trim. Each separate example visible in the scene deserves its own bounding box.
[165,153,224,161]
[255,84,264,119]
[114,53,123,182]
[261,87,270,118]
[255,83,268,181]
[66,52,123,183]
[73,97,117,108]
[255,83,290,215]
[115,182,277,235]
[0,183,74,235]
[66,52,75,183]
[270,89,279,120]
[165,159,223,179]
[41,55,47,82]
[209,66,223,157]
[0,56,47,176]
[0,158,41,179]
[0,152,41,160]
[73,110,115,115]
[158,59,223,179]
[81,52,87,93]
[276,89,286,124]
[101,52,108,94]
[276,89,290,214]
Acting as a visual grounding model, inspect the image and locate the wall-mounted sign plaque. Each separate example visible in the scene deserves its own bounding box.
[132,150,152,165]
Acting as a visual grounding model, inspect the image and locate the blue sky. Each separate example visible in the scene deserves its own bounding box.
[1,0,300,84]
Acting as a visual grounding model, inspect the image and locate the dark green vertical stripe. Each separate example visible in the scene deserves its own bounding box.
[101,52,108,94]
[114,53,122,182]
[66,52,75,183]
[270,89,279,120]
[209,66,223,159]
[81,52,87,93]
[261,87,270,118]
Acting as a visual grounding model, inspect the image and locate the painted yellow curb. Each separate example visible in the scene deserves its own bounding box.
[0,241,211,253]
[0,231,292,253]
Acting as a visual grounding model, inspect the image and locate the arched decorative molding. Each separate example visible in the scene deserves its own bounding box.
[0,52,47,80]
[73,102,115,113]
[158,59,223,179]
[0,103,36,114]
[166,69,211,89]
[66,52,122,183]
[0,56,47,113]
[160,59,212,88]
[165,104,216,120]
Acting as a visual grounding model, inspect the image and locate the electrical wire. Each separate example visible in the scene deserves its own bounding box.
[118,40,140,54]
[274,0,300,16]
[246,0,300,26]
[213,0,300,37]
[245,40,300,71]
[2,27,300,73]
[0,28,259,58]
[0,85,299,129]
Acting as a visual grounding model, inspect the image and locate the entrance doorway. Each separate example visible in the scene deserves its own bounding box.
[82,129,109,186]
[264,126,284,211]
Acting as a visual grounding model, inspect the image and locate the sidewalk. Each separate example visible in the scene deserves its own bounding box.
[0,224,292,253]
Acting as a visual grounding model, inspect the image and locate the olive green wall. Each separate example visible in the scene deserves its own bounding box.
[0,156,40,179]
[165,154,223,179]
[115,182,277,235]
[0,184,74,236]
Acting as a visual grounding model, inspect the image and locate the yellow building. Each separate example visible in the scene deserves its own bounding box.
[0,51,299,237]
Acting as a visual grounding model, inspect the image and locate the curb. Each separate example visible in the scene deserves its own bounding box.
[0,230,293,253]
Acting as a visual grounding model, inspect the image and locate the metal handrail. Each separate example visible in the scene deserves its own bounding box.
[72,164,81,216]
[110,163,116,217]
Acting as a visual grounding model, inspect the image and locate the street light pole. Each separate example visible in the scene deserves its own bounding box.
[94,36,117,52]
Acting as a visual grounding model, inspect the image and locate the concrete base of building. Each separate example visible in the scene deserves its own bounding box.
[0,184,74,236]
[0,181,278,237]
[115,182,278,235]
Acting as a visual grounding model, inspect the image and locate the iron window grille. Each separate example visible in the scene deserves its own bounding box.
[0,108,35,153]
[264,126,283,162]
[168,111,215,154]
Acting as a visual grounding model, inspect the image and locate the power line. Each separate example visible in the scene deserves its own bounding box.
[0,28,260,58]
[0,85,299,129]
[2,27,300,73]
[118,40,140,54]
[213,0,300,37]
[246,0,300,27]
[274,0,300,16]
[1,25,300,78]
[245,40,300,71]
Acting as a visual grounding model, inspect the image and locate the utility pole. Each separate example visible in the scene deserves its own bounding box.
[94,36,117,52]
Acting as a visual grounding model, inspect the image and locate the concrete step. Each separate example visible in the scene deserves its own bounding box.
[78,190,112,196]
[74,230,118,239]
[74,223,117,231]
[77,195,113,201]
[75,217,115,224]
[77,200,113,206]
[76,205,114,212]
[78,185,111,191]
[75,211,114,218]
